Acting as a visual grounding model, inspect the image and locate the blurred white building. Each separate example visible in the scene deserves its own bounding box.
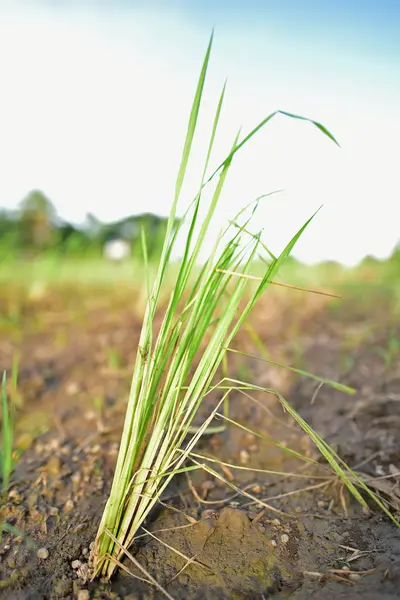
[103,238,131,262]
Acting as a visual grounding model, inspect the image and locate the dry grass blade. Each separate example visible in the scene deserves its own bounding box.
[225,348,356,395]
[189,455,291,517]
[189,451,327,479]
[216,269,341,298]
[142,527,213,574]
[104,529,175,600]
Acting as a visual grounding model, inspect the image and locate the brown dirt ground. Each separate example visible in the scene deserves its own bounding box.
[1,284,400,600]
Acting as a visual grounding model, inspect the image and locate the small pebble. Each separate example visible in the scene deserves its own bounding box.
[64,499,74,513]
[349,573,361,581]
[49,506,59,516]
[71,559,82,570]
[280,534,290,544]
[89,542,95,551]
[77,591,90,600]
[46,456,61,476]
[239,449,250,465]
[71,472,81,484]
[37,547,49,560]
[48,438,60,451]
[66,381,79,396]
[317,500,326,508]
[82,547,89,556]
[270,539,277,546]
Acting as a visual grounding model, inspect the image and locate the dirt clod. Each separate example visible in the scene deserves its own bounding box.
[54,579,73,596]
[36,547,49,560]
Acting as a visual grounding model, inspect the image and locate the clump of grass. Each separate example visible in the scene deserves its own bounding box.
[92,32,349,580]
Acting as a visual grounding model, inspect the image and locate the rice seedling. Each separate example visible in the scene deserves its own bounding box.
[10,354,23,409]
[92,32,388,582]
[92,394,106,433]
[93,394,105,419]
[374,326,400,368]
[1,371,15,494]
[107,348,123,371]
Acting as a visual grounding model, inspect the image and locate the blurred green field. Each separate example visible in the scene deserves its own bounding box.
[1,249,400,309]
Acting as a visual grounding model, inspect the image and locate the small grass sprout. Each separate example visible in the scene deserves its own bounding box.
[1,371,15,494]
[374,326,400,368]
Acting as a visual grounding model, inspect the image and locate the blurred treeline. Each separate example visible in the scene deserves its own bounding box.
[0,190,175,260]
[2,189,400,274]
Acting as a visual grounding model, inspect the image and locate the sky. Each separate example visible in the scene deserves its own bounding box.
[0,0,399,265]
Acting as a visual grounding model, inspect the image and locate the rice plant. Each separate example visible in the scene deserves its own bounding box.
[1,371,15,494]
[91,33,363,579]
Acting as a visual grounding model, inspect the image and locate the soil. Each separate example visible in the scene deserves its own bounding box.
[1,283,400,599]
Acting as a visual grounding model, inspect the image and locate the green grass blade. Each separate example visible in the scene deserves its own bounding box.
[207,111,339,184]
[226,347,356,395]
[1,371,13,493]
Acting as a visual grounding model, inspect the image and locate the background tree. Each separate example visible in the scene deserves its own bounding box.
[18,190,57,251]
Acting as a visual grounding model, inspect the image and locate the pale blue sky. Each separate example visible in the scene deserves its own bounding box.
[0,1,399,265]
